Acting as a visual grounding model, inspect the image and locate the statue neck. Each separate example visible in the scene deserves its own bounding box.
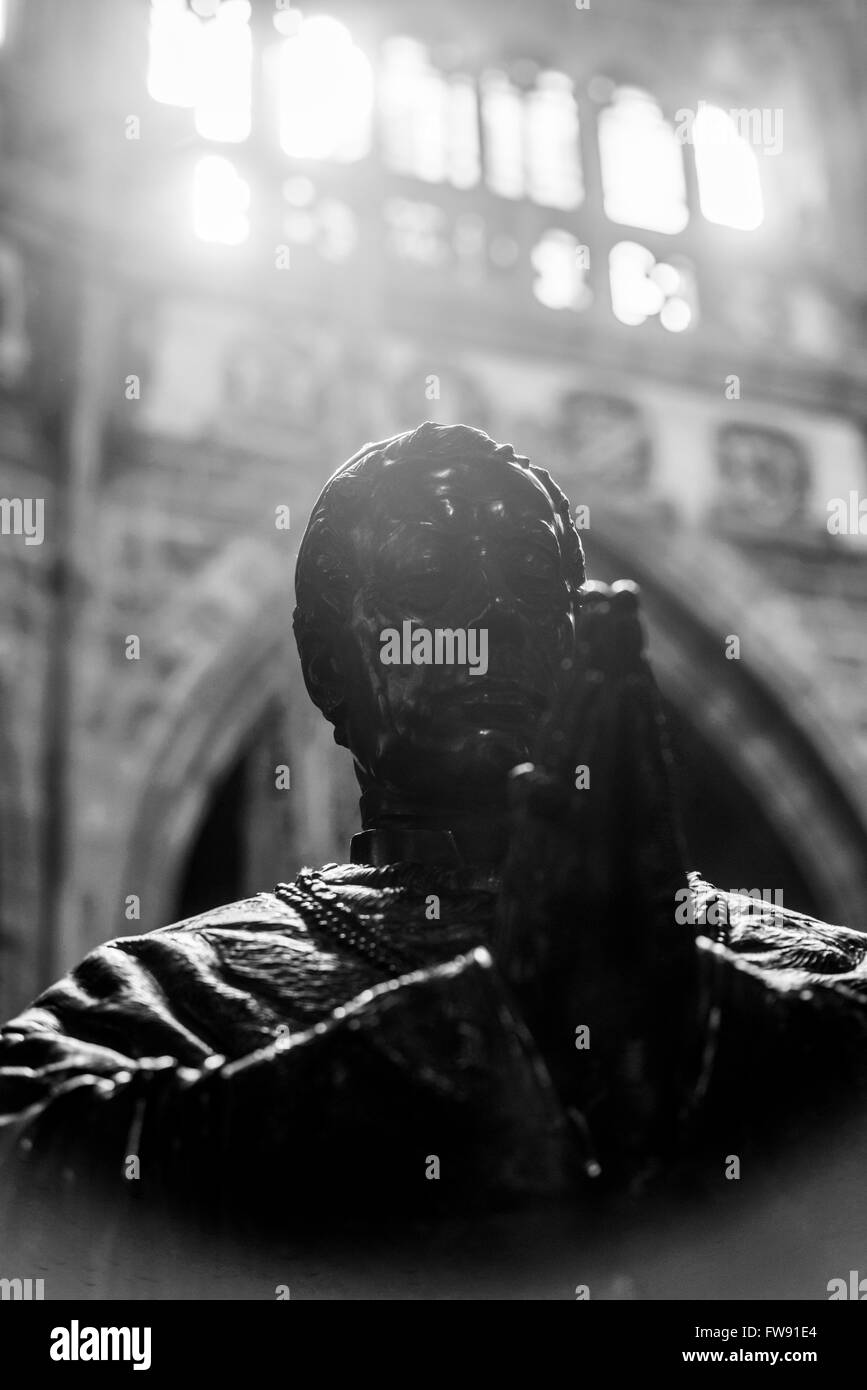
[352,786,510,868]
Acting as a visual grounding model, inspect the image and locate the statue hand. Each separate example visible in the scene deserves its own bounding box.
[495,581,699,1188]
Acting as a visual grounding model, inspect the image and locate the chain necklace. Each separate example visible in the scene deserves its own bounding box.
[275,867,419,977]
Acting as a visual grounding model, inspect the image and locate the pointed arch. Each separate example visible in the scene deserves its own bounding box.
[588,515,867,930]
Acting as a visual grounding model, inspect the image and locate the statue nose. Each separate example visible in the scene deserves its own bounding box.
[467,562,523,641]
[482,596,525,647]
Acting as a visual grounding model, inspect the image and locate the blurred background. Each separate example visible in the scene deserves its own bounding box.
[1,0,866,1019]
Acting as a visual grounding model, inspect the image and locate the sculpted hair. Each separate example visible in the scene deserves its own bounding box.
[293,421,586,721]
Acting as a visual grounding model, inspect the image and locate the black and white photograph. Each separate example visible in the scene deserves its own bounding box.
[0,0,866,1346]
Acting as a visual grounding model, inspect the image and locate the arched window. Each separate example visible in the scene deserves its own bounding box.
[693,104,764,231]
[447,75,482,189]
[195,0,251,143]
[482,68,583,207]
[147,0,203,108]
[599,86,688,234]
[379,38,480,187]
[480,71,524,199]
[525,71,583,209]
[147,0,252,143]
[274,15,373,161]
[148,4,374,159]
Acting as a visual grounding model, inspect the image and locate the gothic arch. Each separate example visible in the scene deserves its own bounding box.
[120,601,291,937]
[588,515,867,930]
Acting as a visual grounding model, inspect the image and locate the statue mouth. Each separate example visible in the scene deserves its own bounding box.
[444,682,547,721]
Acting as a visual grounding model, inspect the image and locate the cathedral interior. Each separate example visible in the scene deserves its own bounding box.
[1,0,866,1025]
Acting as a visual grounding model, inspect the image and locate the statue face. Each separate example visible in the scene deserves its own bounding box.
[334,456,578,804]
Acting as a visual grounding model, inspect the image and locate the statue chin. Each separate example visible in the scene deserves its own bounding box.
[450,724,535,780]
[357,722,534,806]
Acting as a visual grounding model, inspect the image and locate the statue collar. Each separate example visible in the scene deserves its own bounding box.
[350,824,506,869]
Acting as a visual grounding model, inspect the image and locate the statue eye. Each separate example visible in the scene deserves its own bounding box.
[400,567,446,607]
[511,546,560,587]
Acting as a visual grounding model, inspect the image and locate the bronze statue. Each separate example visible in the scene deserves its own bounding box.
[2,422,866,1293]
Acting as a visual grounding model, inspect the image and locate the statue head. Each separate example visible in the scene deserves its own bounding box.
[293,422,585,827]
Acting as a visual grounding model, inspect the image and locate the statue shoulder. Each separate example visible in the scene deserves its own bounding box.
[0,862,489,1101]
[0,879,361,1096]
[688,872,867,979]
[147,889,312,939]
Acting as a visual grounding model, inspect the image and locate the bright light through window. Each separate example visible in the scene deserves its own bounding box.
[195,1,252,142]
[481,71,525,199]
[531,229,591,311]
[599,87,689,234]
[147,0,201,108]
[694,105,764,231]
[276,16,373,161]
[448,75,482,189]
[525,72,583,210]
[660,294,692,332]
[379,39,446,183]
[379,39,480,187]
[193,154,250,244]
[610,241,664,325]
[610,241,695,330]
[148,0,251,142]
